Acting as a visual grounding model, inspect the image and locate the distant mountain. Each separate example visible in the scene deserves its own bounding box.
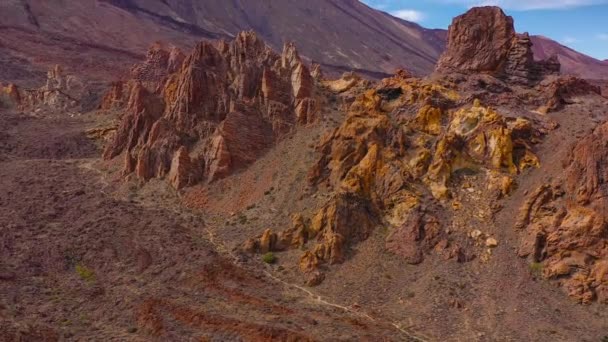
[0,0,606,85]
[531,35,608,80]
[0,0,445,84]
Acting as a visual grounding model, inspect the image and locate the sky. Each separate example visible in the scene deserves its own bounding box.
[360,0,608,60]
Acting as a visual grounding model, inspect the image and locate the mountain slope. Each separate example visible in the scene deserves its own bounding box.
[1,0,607,86]
[531,35,608,79]
[0,0,444,83]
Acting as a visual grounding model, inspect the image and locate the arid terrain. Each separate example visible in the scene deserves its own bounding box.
[1,2,608,342]
[1,0,607,85]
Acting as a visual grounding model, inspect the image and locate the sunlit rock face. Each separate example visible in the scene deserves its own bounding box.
[102,31,317,188]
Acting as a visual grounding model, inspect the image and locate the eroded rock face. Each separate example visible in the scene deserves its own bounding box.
[103,31,318,187]
[131,43,185,92]
[99,45,186,112]
[517,122,608,303]
[435,6,559,84]
[0,83,21,108]
[425,100,540,199]
[385,208,442,265]
[245,72,545,282]
[537,76,601,113]
[7,65,89,112]
[99,81,131,111]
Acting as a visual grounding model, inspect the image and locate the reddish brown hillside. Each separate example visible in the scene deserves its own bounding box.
[531,35,608,79]
[0,0,445,84]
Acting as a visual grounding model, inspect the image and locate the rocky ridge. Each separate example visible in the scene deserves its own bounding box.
[240,7,607,303]
[102,31,317,189]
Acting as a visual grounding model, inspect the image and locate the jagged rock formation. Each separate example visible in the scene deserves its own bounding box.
[244,72,543,281]
[99,44,186,112]
[103,31,317,188]
[1,65,89,112]
[435,6,559,84]
[517,122,608,304]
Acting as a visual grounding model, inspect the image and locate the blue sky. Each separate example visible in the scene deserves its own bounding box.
[360,0,608,60]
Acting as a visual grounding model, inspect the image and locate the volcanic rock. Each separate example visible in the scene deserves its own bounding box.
[537,76,602,113]
[168,146,200,189]
[18,65,87,112]
[103,31,318,188]
[99,81,131,111]
[435,7,559,84]
[272,72,543,277]
[0,83,21,108]
[3,64,103,113]
[516,122,608,303]
[131,43,185,92]
[385,208,442,265]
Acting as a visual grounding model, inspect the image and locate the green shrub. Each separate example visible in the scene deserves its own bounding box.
[75,264,95,282]
[262,252,277,264]
[529,262,543,278]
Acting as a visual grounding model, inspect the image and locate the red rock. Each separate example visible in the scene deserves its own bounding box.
[99,81,131,111]
[538,76,601,113]
[436,6,559,84]
[16,65,87,112]
[204,109,273,182]
[1,83,21,107]
[104,31,317,188]
[385,208,442,265]
[131,43,182,92]
[168,146,200,190]
[516,122,608,303]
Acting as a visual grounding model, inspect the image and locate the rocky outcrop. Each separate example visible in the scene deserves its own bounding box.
[103,31,318,187]
[537,76,602,113]
[245,72,547,283]
[3,65,92,113]
[131,43,185,92]
[0,83,21,108]
[99,81,131,111]
[425,100,540,199]
[99,45,186,111]
[385,208,442,265]
[19,65,87,112]
[517,122,608,303]
[243,193,377,282]
[435,7,559,84]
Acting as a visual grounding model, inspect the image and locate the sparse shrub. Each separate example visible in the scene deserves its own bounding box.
[262,252,277,264]
[75,264,95,282]
[529,262,543,278]
[238,214,248,225]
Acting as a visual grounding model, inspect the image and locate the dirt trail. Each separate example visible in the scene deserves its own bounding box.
[0,111,413,340]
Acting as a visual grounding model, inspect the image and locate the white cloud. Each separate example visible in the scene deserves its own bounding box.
[598,33,608,40]
[442,0,608,10]
[391,9,426,22]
